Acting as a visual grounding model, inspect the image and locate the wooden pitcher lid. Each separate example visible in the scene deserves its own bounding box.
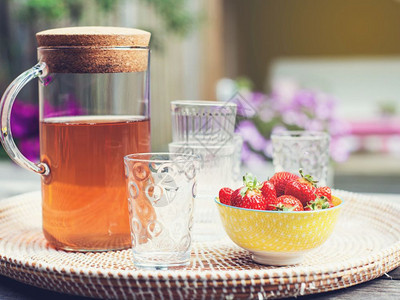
[36,27,151,73]
[36,26,151,48]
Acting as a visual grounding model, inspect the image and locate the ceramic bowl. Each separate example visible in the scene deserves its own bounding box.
[215,196,343,265]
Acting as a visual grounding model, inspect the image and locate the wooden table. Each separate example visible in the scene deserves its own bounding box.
[1,161,399,299]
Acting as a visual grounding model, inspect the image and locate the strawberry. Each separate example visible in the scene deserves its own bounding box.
[284,169,317,206]
[260,181,278,210]
[230,187,242,205]
[316,186,332,202]
[269,172,299,197]
[305,196,332,211]
[273,195,303,211]
[219,187,233,205]
[230,173,267,210]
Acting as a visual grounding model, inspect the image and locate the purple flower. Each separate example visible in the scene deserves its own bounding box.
[282,110,308,127]
[9,100,40,160]
[43,94,86,118]
[292,90,317,111]
[234,78,353,164]
[62,94,86,116]
[330,137,351,162]
[328,118,350,136]
[43,100,56,118]
[42,75,53,86]
[8,95,86,161]
[304,119,324,132]
[263,139,273,158]
[236,120,268,151]
[241,142,265,165]
[247,92,267,108]
[19,138,40,162]
[10,100,39,139]
[257,102,275,122]
[314,95,336,120]
[271,126,288,135]
[234,92,265,118]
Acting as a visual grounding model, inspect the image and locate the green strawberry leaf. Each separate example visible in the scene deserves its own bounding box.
[299,169,318,187]
[274,203,297,211]
[240,187,248,197]
[306,196,330,210]
[242,173,262,191]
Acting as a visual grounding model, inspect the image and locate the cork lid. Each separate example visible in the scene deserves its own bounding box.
[36,27,151,73]
[36,26,151,48]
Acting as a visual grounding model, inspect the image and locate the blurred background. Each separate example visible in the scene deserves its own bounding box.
[1,0,400,197]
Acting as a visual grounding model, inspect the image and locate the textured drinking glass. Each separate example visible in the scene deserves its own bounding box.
[232,134,244,184]
[124,153,199,269]
[271,131,330,186]
[168,141,239,241]
[171,100,237,143]
[168,141,236,196]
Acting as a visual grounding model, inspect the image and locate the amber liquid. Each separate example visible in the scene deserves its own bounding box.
[40,116,150,251]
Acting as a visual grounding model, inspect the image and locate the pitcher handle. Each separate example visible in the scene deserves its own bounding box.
[0,62,49,175]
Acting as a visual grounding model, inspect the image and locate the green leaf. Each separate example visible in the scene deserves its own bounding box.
[139,0,199,37]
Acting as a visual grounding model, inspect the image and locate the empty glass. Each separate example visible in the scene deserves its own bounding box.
[168,141,236,196]
[232,134,244,184]
[171,100,237,144]
[169,100,241,241]
[124,153,199,269]
[271,131,330,186]
[168,142,233,241]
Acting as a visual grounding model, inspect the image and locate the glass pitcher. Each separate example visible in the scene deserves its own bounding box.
[0,27,151,251]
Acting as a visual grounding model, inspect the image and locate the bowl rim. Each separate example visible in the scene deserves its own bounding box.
[214,196,344,214]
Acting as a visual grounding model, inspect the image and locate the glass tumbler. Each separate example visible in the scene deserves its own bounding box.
[171,100,237,144]
[124,153,199,268]
[168,142,236,241]
[271,131,330,186]
[168,141,236,196]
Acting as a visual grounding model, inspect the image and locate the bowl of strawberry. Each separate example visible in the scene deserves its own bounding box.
[216,170,343,265]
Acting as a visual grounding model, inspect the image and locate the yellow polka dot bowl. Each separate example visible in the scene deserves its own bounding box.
[215,196,343,265]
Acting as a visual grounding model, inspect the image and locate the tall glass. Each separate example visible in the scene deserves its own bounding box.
[0,27,151,251]
[124,153,198,268]
[168,141,236,196]
[170,100,237,144]
[169,100,240,242]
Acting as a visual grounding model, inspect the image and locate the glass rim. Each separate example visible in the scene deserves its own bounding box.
[271,130,330,140]
[170,100,237,108]
[124,152,201,163]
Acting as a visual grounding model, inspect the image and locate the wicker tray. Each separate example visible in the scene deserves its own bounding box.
[0,190,399,299]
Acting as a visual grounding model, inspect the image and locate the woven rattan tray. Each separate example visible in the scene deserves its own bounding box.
[0,190,399,299]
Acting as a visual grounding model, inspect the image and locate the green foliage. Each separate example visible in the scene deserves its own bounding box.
[236,77,254,91]
[97,0,115,11]
[16,0,198,38]
[19,0,65,21]
[0,147,8,160]
[18,0,116,23]
[378,100,397,116]
[140,0,198,36]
